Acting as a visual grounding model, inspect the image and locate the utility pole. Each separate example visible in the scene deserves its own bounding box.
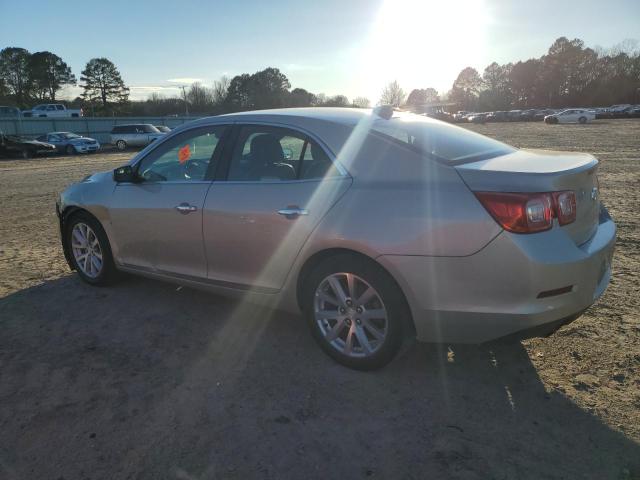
[180,86,189,116]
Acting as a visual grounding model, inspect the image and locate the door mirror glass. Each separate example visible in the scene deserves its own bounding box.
[113,165,138,183]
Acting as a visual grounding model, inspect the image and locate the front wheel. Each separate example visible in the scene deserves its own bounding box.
[302,255,409,370]
[115,140,127,151]
[20,148,31,159]
[65,212,118,285]
[66,144,76,155]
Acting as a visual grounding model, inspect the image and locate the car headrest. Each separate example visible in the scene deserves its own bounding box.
[250,134,284,165]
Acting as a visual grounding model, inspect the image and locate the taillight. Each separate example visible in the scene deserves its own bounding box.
[552,191,576,225]
[475,191,576,234]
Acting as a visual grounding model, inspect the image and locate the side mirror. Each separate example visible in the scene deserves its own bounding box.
[113,165,138,183]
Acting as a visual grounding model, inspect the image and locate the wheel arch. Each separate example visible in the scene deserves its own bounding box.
[59,206,105,270]
[295,247,416,337]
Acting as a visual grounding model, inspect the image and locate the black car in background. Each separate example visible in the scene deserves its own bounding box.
[0,132,57,159]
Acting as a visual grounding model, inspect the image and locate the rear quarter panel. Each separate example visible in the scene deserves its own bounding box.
[310,134,501,257]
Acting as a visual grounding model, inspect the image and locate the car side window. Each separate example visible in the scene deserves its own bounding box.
[137,126,226,182]
[227,125,339,181]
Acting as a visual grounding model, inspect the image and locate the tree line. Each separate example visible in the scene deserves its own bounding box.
[448,37,640,112]
[1,36,638,116]
[128,68,371,117]
[0,47,368,116]
[376,37,640,113]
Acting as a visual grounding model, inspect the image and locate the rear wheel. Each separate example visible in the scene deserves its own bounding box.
[66,144,76,155]
[578,116,587,124]
[302,254,408,370]
[65,212,118,285]
[20,148,31,159]
[115,140,127,151]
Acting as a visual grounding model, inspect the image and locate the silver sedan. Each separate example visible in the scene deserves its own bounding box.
[56,108,616,369]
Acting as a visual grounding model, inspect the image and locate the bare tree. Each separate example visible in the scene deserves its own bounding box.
[379,80,405,107]
[187,82,214,112]
[352,96,371,108]
[212,75,230,105]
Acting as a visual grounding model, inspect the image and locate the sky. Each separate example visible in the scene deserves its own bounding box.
[1,0,638,102]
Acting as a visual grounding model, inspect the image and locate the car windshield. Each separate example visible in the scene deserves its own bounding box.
[141,125,160,133]
[371,113,515,164]
[60,132,81,139]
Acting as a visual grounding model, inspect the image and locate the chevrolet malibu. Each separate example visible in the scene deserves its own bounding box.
[56,108,616,369]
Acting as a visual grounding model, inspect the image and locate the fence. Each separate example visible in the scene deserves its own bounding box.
[0,116,206,144]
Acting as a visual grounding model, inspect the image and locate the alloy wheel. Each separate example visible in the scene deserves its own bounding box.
[71,222,103,278]
[314,272,388,358]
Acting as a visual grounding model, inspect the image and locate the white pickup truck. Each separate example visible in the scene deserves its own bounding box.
[22,104,83,118]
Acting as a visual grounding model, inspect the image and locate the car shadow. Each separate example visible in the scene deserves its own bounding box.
[1,275,638,480]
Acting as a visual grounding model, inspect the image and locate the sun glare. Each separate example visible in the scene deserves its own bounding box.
[360,0,489,102]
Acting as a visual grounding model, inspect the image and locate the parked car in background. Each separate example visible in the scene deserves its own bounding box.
[22,104,83,118]
[154,125,172,133]
[452,111,469,122]
[486,111,507,122]
[55,107,616,369]
[517,109,536,121]
[534,109,556,121]
[506,110,523,121]
[36,132,100,155]
[609,104,631,114]
[467,112,487,123]
[0,106,22,118]
[0,132,57,158]
[544,108,596,124]
[110,124,165,150]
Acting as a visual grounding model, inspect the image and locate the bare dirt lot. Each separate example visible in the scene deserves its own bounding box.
[1,120,639,479]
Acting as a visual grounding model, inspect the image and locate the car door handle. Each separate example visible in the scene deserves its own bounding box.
[277,207,309,218]
[175,203,198,214]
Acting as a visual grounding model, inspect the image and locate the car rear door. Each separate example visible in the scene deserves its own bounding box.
[109,125,229,277]
[202,124,352,292]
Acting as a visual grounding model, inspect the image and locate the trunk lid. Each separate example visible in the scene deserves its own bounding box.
[455,149,600,245]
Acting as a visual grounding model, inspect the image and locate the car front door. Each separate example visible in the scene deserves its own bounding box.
[109,125,228,278]
[203,124,352,292]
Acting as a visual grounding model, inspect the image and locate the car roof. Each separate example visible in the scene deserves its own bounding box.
[218,107,370,126]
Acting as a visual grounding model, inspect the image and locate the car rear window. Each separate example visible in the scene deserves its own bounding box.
[371,114,515,164]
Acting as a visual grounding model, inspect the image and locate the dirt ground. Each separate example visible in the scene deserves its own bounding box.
[0,120,639,479]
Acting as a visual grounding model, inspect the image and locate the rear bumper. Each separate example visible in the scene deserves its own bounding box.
[378,206,616,343]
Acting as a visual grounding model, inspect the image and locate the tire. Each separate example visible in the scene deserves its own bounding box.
[301,254,409,370]
[20,148,31,159]
[66,144,76,155]
[578,116,587,124]
[115,140,127,151]
[64,211,118,286]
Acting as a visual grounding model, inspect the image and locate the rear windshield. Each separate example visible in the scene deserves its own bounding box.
[371,114,515,164]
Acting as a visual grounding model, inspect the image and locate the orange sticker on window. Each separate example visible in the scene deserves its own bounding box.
[178,144,191,164]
